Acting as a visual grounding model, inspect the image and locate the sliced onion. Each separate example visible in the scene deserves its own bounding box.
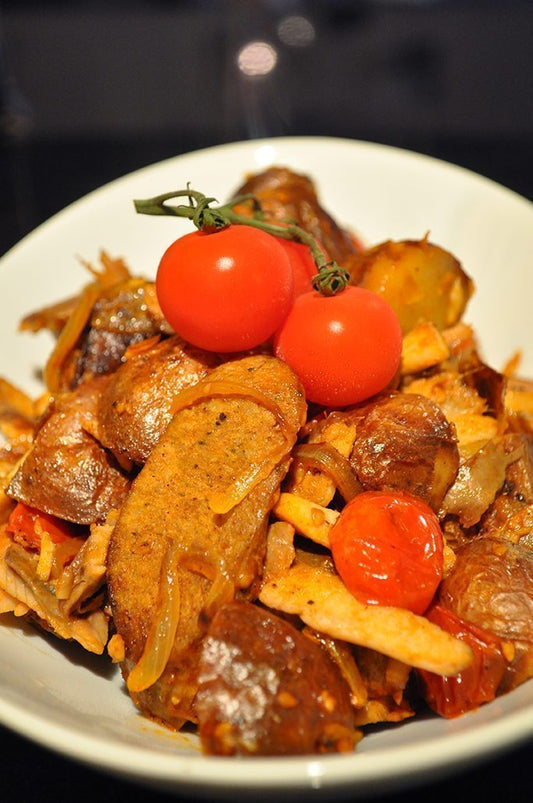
[95,251,131,288]
[292,442,362,502]
[209,442,289,515]
[304,627,368,709]
[179,550,235,620]
[126,538,181,693]
[43,282,100,393]
[264,521,296,582]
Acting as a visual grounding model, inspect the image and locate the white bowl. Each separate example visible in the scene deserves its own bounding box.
[0,137,531,797]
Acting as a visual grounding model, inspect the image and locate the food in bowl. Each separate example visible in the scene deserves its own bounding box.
[0,165,532,756]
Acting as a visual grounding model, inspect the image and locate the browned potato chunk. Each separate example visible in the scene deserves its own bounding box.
[439,537,533,691]
[439,538,533,643]
[196,601,359,755]
[353,238,474,334]
[96,335,219,464]
[349,392,459,511]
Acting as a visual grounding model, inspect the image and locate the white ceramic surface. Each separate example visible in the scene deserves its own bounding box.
[0,137,531,796]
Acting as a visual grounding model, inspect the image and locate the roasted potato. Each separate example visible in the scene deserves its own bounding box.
[353,238,474,334]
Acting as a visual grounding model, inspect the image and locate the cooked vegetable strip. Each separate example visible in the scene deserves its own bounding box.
[401,321,450,375]
[0,534,108,653]
[259,562,473,676]
[273,493,338,548]
[291,443,362,502]
[43,283,101,393]
[127,538,182,693]
[263,521,296,583]
[0,378,36,420]
[285,416,358,505]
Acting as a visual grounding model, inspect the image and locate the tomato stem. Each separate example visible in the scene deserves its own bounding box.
[134,187,350,296]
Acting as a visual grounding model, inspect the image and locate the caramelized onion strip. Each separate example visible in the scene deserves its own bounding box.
[170,380,293,514]
[179,550,235,620]
[292,442,362,502]
[43,282,100,393]
[126,538,181,693]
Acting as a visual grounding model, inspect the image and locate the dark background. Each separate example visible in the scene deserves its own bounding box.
[1,0,532,258]
[0,1,532,801]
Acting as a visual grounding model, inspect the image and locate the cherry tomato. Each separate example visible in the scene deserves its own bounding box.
[7,502,74,549]
[156,225,293,352]
[329,490,443,615]
[273,286,402,407]
[275,238,317,300]
[418,603,506,718]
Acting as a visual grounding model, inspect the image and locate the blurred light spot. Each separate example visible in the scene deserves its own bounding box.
[254,144,276,168]
[277,15,316,48]
[237,41,278,76]
[328,320,344,335]
[217,256,234,272]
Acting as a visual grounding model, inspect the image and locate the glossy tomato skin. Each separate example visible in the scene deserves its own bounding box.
[418,603,506,718]
[156,225,293,352]
[275,238,319,300]
[273,286,402,408]
[7,502,74,548]
[329,490,443,615]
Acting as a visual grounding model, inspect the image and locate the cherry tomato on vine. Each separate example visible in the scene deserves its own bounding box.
[276,239,316,299]
[273,286,402,407]
[418,603,506,717]
[156,225,293,352]
[329,490,444,615]
[273,236,326,300]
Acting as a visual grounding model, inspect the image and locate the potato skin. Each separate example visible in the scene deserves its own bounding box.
[196,601,358,755]
[7,376,130,524]
[439,538,533,690]
[349,392,459,511]
[439,538,533,643]
[97,335,219,464]
[353,239,474,334]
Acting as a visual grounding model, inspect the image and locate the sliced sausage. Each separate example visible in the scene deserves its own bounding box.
[107,355,306,728]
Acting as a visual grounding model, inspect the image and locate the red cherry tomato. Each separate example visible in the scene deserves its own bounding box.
[329,490,443,615]
[275,238,317,300]
[273,286,402,407]
[156,225,293,352]
[7,502,74,549]
[418,603,506,718]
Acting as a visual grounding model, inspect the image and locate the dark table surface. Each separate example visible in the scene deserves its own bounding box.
[0,131,531,802]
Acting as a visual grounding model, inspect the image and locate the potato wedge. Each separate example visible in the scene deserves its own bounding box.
[273,493,338,548]
[259,562,472,676]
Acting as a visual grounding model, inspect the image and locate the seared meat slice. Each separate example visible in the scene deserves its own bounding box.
[96,335,220,464]
[107,355,306,728]
[7,376,130,525]
[349,392,459,511]
[233,167,362,277]
[196,601,359,755]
